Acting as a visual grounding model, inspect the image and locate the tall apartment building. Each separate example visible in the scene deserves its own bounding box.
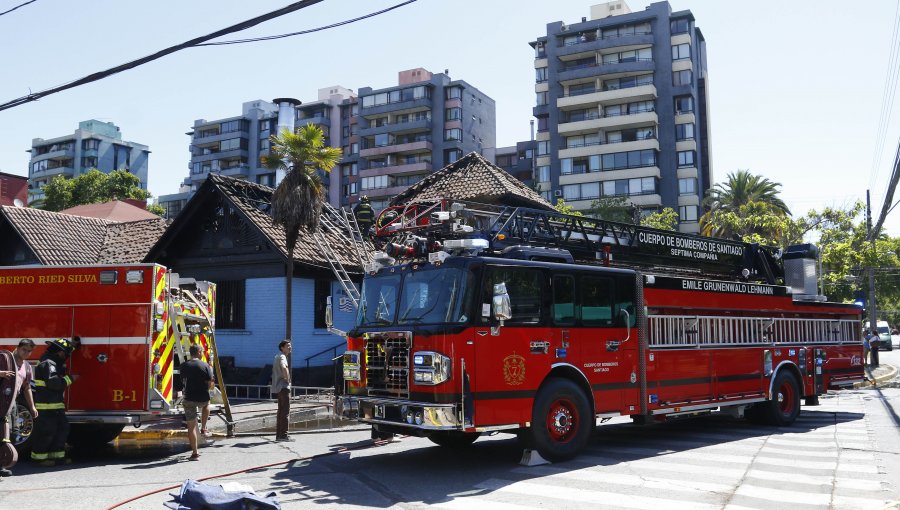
[161,69,496,217]
[27,120,149,205]
[531,0,710,232]
[347,68,496,212]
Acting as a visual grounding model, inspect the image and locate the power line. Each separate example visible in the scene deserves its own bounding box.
[197,0,416,46]
[0,0,328,112]
[0,0,37,17]
[869,0,900,192]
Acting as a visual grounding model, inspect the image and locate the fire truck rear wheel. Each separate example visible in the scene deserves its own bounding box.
[67,424,125,448]
[760,371,801,426]
[528,378,592,462]
[427,431,481,448]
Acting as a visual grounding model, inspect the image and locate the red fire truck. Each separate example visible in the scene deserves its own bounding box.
[335,201,864,461]
[0,264,223,450]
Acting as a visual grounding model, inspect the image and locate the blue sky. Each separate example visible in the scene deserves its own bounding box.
[2,0,899,233]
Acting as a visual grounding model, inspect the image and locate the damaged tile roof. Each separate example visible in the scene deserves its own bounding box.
[0,205,166,265]
[389,151,554,210]
[203,174,362,272]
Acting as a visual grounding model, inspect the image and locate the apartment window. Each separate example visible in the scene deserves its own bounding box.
[340,163,358,176]
[601,47,652,64]
[535,67,548,83]
[81,157,98,169]
[445,148,463,163]
[361,175,388,190]
[603,74,653,91]
[537,165,551,182]
[221,120,247,133]
[671,43,691,60]
[605,128,654,143]
[445,128,462,141]
[673,70,693,86]
[220,138,246,151]
[374,133,390,147]
[602,177,656,197]
[536,91,549,106]
[567,82,596,96]
[215,280,245,329]
[671,18,690,34]
[601,22,651,39]
[537,116,549,132]
[82,139,100,150]
[678,178,697,195]
[675,123,695,141]
[600,149,657,171]
[537,141,550,156]
[445,107,462,121]
[259,119,273,132]
[677,150,696,167]
[445,86,462,100]
[343,182,359,196]
[259,139,270,151]
[113,145,131,170]
[566,108,599,122]
[561,155,601,175]
[350,143,359,154]
[562,182,600,201]
[674,96,694,114]
[566,133,600,148]
[535,42,546,58]
[679,205,699,222]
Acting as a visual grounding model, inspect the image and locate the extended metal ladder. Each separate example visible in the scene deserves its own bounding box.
[314,203,372,308]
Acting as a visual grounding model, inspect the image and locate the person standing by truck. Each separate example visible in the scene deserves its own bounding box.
[181,344,214,461]
[272,340,292,441]
[0,339,39,477]
[31,338,78,466]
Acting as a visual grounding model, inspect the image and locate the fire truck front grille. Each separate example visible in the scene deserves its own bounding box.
[365,333,410,397]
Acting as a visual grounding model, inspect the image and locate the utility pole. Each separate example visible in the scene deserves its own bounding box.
[867,190,878,331]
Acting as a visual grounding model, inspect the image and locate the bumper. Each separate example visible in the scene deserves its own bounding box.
[343,395,462,431]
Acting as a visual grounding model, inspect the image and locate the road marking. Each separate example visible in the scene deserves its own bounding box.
[734,483,832,505]
[510,464,735,494]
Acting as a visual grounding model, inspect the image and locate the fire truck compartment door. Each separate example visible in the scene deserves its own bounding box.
[67,307,112,411]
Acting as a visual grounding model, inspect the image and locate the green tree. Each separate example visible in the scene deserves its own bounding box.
[146,202,166,217]
[641,207,678,231]
[701,170,790,238]
[699,201,793,246]
[41,175,74,211]
[587,196,634,223]
[41,169,153,212]
[262,124,342,345]
[554,199,583,216]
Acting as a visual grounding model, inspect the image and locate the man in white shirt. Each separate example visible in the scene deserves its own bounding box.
[271,340,292,441]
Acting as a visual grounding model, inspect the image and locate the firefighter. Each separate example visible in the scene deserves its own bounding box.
[31,338,78,466]
[353,196,375,236]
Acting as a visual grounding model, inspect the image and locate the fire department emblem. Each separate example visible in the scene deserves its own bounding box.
[502,354,526,386]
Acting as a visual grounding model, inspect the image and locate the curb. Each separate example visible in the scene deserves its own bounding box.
[118,404,333,439]
[852,364,898,389]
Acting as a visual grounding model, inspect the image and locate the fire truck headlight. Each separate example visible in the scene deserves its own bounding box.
[414,411,424,425]
[405,409,415,424]
[152,363,161,375]
[412,351,451,385]
[342,351,361,381]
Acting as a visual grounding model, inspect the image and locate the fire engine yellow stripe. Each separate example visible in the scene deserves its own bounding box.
[36,403,64,410]
[63,375,72,385]
[34,380,46,387]
[155,267,165,301]
[30,452,48,460]
[159,333,175,399]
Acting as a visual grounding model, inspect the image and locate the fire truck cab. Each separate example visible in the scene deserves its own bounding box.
[337,202,864,461]
[0,264,221,450]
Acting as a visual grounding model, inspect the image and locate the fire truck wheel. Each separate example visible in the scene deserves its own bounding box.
[427,431,481,448]
[528,378,592,462]
[762,371,801,426]
[67,424,125,448]
[11,402,35,455]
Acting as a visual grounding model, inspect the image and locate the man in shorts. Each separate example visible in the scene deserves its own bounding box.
[181,344,214,460]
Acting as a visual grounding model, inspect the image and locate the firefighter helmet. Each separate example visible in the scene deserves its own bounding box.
[45,338,75,356]
[360,195,370,203]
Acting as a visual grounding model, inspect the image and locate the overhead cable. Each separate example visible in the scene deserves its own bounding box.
[869,0,900,191]
[0,0,38,17]
[0,0,327,112]
[197,0,417,46]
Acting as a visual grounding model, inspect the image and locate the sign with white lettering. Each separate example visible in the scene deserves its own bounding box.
[635,228,746,264]
[648,275,789,297]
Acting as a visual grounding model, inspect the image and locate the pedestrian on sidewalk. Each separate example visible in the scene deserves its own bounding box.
[0,339,39,477]
[272,340,292,441]
[864,330,872,367]
[181,344,214,460]
[869,329,881,368]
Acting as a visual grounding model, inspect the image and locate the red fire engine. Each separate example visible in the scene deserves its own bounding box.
[0,264,226,450]
[334,201,864,461]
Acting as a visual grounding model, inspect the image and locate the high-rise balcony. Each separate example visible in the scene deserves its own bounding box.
[359,118,432,137]
[360,161,431,177]
[30,165,75,179]
[360,140,432,158]
[555,31,654,58]
[558,137,658,159]
[220,165,250,178]
[557,83,656,109]
[558,110,657,135]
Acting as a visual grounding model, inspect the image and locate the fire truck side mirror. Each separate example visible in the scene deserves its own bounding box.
[492,283,512,322]
[325,296,334,329]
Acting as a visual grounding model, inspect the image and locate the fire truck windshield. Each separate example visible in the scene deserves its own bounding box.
[357,267,474,327]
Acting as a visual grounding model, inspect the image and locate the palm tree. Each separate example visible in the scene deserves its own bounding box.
[262,124,342,348]
[701,170,790,238]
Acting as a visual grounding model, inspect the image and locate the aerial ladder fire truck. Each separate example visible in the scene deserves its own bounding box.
[0,264,232,451]
[325,200,864,461]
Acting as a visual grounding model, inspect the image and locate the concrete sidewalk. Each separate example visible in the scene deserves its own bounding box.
[853,363,898,389]
[119,398,336,440]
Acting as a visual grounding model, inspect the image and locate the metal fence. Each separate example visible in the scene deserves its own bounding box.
[225,384,334,403]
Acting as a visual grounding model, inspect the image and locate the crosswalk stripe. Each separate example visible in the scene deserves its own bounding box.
[473,478,721,510]
[834,478,885,491]
[510,464,735,494]
[734,483,831,505]
[836,463,879,474]
[433,497,533,510]
[744,468,833,486]
[832,495,893,509]
[577,454,747,478]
